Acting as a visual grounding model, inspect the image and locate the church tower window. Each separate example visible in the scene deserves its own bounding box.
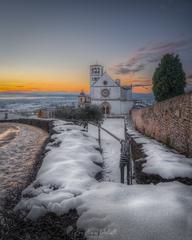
[90,64,104,85]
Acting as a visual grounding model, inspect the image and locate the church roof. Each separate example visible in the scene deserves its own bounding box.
[79,90,86,96]
[122,85,132,90]
[92,72,120,87]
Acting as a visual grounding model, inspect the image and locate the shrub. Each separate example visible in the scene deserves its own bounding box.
[55,105,103,123]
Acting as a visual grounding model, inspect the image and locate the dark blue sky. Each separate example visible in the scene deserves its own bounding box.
[0,0,191,92]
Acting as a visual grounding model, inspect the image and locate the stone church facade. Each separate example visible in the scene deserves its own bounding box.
[90,64,134,115]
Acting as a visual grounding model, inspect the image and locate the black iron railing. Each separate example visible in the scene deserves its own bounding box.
[89,118,133,185]
[57,118,133,185]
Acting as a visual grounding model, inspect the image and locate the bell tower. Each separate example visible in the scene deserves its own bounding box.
[90,64,104,86]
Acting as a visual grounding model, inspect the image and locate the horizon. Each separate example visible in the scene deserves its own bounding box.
[0,0,191,93]
[0,90,154,97]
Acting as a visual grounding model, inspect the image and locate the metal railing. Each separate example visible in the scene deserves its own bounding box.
[57,118,133,185]
[124,117,134,185]
[89,118,133,185]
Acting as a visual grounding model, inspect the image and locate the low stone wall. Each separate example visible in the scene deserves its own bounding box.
[0,118,53,133]
[0,119,86,239]
[0,119,52,210]
[131,93,192,157]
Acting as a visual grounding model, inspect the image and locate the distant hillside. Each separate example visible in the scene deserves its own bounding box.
[132,84,192,103]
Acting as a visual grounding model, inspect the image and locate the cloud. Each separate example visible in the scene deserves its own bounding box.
[0,82,11,86]
[145,40,190,53]
[137,46,147,52]
[112,63,145,75]
[111,39,192,75]
[146,57,161,64]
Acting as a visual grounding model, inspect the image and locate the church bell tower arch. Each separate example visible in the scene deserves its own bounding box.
[90,64,104,86]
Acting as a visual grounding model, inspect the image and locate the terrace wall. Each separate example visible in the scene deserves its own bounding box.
[131,93,192,156]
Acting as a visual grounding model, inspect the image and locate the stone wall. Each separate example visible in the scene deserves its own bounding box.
[0,119,54,133]
[131,93,192,157]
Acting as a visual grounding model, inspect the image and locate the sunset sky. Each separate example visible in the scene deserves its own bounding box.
[0,0,191,93]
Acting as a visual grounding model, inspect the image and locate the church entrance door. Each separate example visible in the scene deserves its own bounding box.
[101,102,111,115]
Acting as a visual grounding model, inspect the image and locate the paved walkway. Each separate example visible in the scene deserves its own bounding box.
[88,118,125,182]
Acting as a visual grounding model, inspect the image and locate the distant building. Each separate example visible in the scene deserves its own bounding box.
[78,90,91,108]
[90,64,134,115]
[37,108,55,118]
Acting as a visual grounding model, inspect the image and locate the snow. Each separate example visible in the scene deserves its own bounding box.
[102,118,125,140]
[15,120,103,219]
[15,119,192,240]
[127,119,192,179]
[101,118,125,182]
[77,182,192,240]
[88,118,125,182]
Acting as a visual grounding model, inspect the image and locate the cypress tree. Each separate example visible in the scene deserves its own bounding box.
[152,53,186,102]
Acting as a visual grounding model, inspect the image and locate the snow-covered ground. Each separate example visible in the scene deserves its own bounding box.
[16,121,103,219]
[127,119,192,179]
[78,182,192,240]
[88,118,124,182]
[16,119,192,240]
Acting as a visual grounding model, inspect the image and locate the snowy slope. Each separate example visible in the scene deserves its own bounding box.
[16,120,103,219]
[77,182,192,240]
[127,120,192,179]
[16,119,192,240]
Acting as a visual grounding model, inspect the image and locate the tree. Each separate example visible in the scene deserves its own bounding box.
[152,53,186,102]
[55,105,103,123]
[80,105,103,122]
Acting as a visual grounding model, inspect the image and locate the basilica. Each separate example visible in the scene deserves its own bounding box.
[89,64,134,115]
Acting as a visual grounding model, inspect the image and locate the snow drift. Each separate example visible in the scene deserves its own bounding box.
[15,119,192,240]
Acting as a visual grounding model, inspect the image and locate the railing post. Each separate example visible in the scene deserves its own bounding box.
[124,116,129,141]
[120,165,125,183]
[120,140,127,184]
[126,137,133,185]
[127,163,130,185]
[124,117,126,140]
[120,138,132,185]
[98,123,101,146]
[84,121,88,132]
[129,139,133,185]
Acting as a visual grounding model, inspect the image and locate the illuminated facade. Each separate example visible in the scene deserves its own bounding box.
[90,64,134,115]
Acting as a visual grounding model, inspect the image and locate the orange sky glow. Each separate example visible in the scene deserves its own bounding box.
[0,70,89,93]
[0,71,152,94]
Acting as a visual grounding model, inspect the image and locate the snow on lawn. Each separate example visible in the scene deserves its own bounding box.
[127,119,192,179]
[102,118,125,140]
[15,120,103,219]
[15,119,192,240]
[88,118,125,182]
[77,182,192,240]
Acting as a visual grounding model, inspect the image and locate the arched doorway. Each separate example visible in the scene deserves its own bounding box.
[101,102,111,116]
